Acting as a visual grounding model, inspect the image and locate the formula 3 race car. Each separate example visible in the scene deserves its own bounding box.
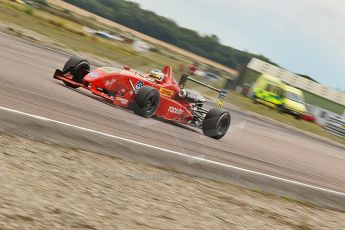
[53,56,231,139]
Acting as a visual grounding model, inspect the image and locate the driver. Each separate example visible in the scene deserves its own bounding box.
[148,69,165,83]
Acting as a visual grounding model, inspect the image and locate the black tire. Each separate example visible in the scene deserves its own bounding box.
[252,95,258,104]
[63,56,90,88]
[202,108,231,139]
[278,105,284,113]
[133,86,160,118]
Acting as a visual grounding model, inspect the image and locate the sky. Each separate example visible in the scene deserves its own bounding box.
[129,0,345,91]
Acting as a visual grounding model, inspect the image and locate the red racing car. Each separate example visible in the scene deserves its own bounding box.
[53,56,231,139]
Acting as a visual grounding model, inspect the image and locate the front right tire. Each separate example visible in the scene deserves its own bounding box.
[63,56,90,88]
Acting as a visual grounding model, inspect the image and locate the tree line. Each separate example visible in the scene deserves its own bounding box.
[63,0,277,71]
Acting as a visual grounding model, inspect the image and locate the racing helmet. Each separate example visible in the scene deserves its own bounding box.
[148,69,164,82]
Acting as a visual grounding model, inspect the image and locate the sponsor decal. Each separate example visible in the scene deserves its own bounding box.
[168,106,183,115]
[88,72,99,79]
[104,79,116,87]
[160,88,174,98]
[115,97,129,105]
[219,90,228,99]
[135,81,144,90]
[217,89,228,108]
[217,99,223,108]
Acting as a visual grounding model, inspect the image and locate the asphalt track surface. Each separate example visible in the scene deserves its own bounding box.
[1,32,345,193]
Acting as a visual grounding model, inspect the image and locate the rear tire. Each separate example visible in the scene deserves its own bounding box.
[278,105,284,113]
[252,95,258,104]
[63,56,90,88]
[202,108,231,139]
[133,86,160,118]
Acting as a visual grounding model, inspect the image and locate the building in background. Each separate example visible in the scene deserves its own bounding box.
[236,58,345,124]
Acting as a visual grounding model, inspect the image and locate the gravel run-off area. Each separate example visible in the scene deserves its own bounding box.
[0,134,345,230]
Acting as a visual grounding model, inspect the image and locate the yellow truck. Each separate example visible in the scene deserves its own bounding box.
[252,74,284,108]
[252,74,306,118]
[279,84,306,119]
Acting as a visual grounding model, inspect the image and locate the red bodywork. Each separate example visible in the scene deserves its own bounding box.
[54,66,194,124]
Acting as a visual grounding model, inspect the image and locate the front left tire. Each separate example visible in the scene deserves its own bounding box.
[133,86,160,118]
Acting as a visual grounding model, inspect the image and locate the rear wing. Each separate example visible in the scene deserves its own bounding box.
[178,74,228,108]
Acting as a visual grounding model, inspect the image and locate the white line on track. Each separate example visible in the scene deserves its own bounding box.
[1,105,345,197]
